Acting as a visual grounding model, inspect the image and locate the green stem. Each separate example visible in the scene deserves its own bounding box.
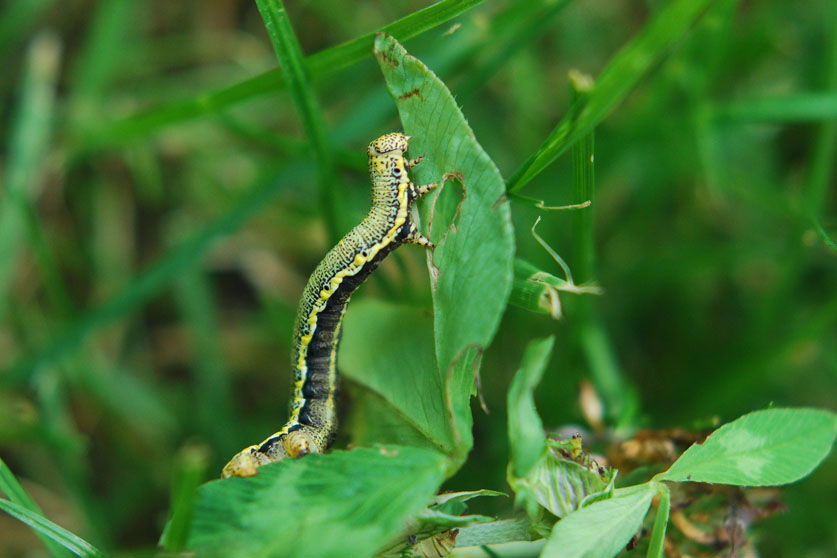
[255,0,342,242]
[569,71,638,428]
[802,2,837,219]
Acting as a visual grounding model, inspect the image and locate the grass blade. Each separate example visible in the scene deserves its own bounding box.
[254,0,342,241]
[802,1,837,218]
[0,458,71,558]
[174,268,235,450]
[0,32,59,318]
[570,70,595,285]
[160,445,210,552]
[82,0,487,149]
[566,70,637,427]
[454,0,572,102]
[507,0,714,192]
[646,484,670,558]
[0,499,101,558]
[714,93,837,122]
[1,171,287,387]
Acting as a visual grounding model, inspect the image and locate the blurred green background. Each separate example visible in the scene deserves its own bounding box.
[0,0,834,556]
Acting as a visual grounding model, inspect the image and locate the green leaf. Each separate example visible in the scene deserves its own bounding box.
[520,437,617,520]
[456,517,535,547]
[508,0,714,192]
[84,0,487,148]
[508,337,554,478]
[341,300,453,454]
[0,499,102,558]
[541,484,656,558]
[375,33,516,461]
[656,407,837,486]
[187,446,448,558]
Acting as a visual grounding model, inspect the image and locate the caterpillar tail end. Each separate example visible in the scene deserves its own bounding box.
[221,445,272,478]
[221,429,324,478]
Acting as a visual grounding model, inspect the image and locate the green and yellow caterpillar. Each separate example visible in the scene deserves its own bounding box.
[223,133,440,477]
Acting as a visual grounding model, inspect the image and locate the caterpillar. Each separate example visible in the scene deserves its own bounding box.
[222,133,441,478]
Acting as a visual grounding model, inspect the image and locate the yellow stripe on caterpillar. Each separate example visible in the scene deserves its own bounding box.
[222,133,442,478]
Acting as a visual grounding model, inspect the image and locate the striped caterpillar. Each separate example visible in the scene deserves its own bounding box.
[223,133,441,477]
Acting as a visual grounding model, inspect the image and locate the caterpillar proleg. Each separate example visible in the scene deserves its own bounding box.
[223,133,440,478]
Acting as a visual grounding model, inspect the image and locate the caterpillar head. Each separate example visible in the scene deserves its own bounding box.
[368,132,410,156]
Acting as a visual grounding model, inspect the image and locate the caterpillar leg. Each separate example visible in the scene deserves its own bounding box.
[283,428,319,458]
[414,181,439,197]
[403,221,434,248]
[222,445,274,478]
[406,154,424,170]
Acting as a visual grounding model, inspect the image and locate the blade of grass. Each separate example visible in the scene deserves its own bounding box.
[80,0,486,150]
[330,0,558,147]
[24,203,77,317]
[0,458,72,558]
[0,170,288,388]
[802,1,837,219]
[254,0,343,241]
[0,499,102,558]
[812,220,837,254]
[507,0,715,193]
[570,70,595,286]
[455,0,572,102]
[173,266,235,451]
[646,483,670,558]
[68,0,135,107]
[0,32,59,319]
[159,445,210,552]
[690,0,740,195]
[714,93,837,123]
[568,71,637,427]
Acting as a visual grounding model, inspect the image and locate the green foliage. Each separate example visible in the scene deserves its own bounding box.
[79,0,487,149]
[0,32,58,318]
[656,408,837,486]
[507,337,554,479]
[254,0,342,240]
[0,499,100,558]
[341,301,452,454]
[187,446,447,558]
[509,366,835,558]
[1,0,835,557]
[375,32,516,461]
[1,457,71,558]
[507,0,716,192]
[541,484,656,558]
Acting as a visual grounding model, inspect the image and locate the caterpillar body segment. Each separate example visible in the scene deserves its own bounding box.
[222,133,440,478]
